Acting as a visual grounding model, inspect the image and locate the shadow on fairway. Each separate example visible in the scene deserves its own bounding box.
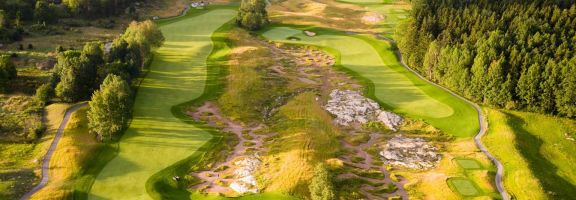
[506,113,576,199]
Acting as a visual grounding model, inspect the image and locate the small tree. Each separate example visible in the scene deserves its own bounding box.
[309,164,336,200]
[237,0,269,30]
[87,74,132,141]
[0,55,16,92]
[35,83,53,105]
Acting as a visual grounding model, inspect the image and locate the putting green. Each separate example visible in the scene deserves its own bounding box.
[447,177,481,196]
[89,9,237,200]
[454,158,482,170]
[262,27,478,137]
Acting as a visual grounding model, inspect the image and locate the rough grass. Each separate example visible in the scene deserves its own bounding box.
[261,26,478,137]
[483,108,576,200]
[336,0,410,39]
[88,9,238,199]
[269,0,371,31]
[28,106,115,200]
[0,103,70,200]
[217,29,286,122]
[260,92,341,198]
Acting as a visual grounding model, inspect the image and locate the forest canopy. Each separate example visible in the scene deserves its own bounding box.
[397,0,576,117]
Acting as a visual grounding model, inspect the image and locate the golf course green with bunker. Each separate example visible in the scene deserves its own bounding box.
[261,27,478,137]
[88,9,237,200]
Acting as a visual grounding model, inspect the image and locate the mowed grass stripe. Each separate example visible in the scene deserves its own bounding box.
[89,10,237,200]
[262,27,478,137]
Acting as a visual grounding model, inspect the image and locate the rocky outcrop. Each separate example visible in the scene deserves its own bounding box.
[324,90,403,131]
[379,135,441,170]
[229,156,261,194]
[377,111,403,131]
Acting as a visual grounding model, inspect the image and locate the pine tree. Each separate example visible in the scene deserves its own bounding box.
[516,64,543,111]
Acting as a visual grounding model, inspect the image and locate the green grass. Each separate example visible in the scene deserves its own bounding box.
[447,177,481,197]
[454,158,482,170]
[261,26,478,137]
[483,108,576,200]
[88,9,238,200]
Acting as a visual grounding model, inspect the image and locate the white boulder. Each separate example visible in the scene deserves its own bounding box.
[324,90,402,131]
[379,135,441,170]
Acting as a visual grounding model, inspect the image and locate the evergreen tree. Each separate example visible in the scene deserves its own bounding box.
[34,0,56,24]
[0,55,16,92]
[237,0,269,31]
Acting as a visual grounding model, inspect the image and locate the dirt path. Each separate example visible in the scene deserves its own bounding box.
[188,102,271,195]
[374,33,511,200]
[338,133,408,199]
[19,103,88,200]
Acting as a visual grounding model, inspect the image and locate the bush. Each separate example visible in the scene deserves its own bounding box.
[309,164,336,200]
[35,83,53,104]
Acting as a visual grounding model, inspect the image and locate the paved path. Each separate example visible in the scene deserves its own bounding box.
[374,34,511,200]
[19,103,88,200]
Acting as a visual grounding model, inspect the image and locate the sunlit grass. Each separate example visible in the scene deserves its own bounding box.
[262,27,478,137]
[88,9,238,200]
[483,108,576,199]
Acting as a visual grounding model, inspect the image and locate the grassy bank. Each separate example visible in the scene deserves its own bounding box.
[483,109,576,199]
[29,106,119,200]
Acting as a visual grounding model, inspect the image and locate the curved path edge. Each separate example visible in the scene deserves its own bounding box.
[373,34,510,200]
[20,102,88,200]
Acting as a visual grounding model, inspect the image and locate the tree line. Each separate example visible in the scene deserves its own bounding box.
[0,0,138,42]
[35,20,164,140]
[397,0,576,117]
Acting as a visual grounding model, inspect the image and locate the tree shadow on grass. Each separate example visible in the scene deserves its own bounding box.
[506,113,576,199]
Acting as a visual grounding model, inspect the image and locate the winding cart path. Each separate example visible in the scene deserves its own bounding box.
[19,103,88,200]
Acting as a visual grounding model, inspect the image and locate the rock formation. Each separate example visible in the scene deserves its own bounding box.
[324,89,403,131]
[229,156,261,194]
[379,135,441,170]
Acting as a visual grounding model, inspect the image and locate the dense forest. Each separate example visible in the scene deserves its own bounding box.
[397,0,576,117]
[0,0,137,42]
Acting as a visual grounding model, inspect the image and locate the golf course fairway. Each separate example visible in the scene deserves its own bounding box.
[262,27,478,137]
[89,9,236,200]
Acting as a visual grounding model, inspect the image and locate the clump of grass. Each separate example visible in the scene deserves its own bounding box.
[344,132,371,146]
[351,156,366,163]
[369,183,398,194]
[243,141,256,147]
[356,169,385,180]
